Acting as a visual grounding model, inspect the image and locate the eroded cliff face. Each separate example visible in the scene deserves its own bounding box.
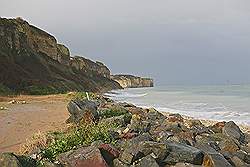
[0,17,121,94]
[0,17,70,65]
[111,75,154,88]
[70,56,111,78]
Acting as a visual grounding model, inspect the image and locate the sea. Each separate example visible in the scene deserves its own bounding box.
[105,85,250,125]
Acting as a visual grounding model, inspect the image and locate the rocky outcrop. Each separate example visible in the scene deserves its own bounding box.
[0,17,121,94]
[70,56,111,78]
[111,75,154,88]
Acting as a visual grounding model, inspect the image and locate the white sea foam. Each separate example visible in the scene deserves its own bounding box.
[106,85,250,125]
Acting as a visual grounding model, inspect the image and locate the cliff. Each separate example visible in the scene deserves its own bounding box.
[111,75,154,88]
[0,17,121,94]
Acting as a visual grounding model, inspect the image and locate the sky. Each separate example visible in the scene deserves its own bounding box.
[1,0,250,85]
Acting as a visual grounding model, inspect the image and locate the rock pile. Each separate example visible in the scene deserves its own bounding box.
[1,97,250,167]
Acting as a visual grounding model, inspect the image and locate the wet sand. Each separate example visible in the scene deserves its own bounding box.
[0,95,69,153]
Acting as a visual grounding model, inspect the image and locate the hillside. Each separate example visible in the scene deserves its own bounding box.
[0,17,121,94]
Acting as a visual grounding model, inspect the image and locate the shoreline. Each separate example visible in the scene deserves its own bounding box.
[0,93,249,153]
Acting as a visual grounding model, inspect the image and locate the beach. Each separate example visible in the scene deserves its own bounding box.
[0,95,69,153]
[0,93,250,154]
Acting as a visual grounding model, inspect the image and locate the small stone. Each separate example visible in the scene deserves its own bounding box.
[113,158,129,167]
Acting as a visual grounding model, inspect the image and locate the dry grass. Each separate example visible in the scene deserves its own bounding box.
[19,131,52,155]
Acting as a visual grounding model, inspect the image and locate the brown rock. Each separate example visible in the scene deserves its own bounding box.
[57,146,108,167]
[202,153,233,167]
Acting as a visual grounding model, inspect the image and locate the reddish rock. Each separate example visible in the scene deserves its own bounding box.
[57,146,108,167]
[122,132,138,139]
[98,144,120,163]
[209,122,225,133]
[167,114,184,123]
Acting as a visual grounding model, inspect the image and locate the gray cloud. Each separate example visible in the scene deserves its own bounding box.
[1,0,250,85]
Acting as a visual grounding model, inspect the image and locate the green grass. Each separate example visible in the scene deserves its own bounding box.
[41,122,119,161]
[98,107,129,119]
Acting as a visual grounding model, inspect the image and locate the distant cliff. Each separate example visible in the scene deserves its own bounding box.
[111,75,154,88]
[0,17,121,94]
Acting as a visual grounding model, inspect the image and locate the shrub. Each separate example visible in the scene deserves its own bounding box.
[25,85,60,95]
[98,107,128,119]
[41,122,119,161]
[0,83,12,95]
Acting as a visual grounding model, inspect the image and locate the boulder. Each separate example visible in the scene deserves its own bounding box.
[138,141,168,162]
[98,144,120,165]
[133,155,159,167]
[209,122,225,133]
[202,153,233,167]
[222,121,245,143]
[163,142,204,165]
[57,146,108,167]
[66,100,98,124]
[0,153,22,167]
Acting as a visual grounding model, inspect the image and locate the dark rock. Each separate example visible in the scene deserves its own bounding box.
[129,115,151,133]
[118,134,156,164]
[98,144,120,165]
[222,121,245,143]
[0,153,22,167]
[66,100,98,124]
[163,142,204,165]
[146,108,166,121]
[168,132,195,146]
[16,155,38,167]
[57,146,108,167]
[133,155,159,167]
[138,141,168,162]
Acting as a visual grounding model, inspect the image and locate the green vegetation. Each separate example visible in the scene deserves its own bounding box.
[98,107,128,119]
[25,85,64,95]
[41,122,119,161]
[0,83,12,95]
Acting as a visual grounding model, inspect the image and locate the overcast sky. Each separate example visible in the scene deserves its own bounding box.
[2,0,250,85]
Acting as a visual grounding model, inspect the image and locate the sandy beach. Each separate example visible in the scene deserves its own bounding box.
[0,95,69,153]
